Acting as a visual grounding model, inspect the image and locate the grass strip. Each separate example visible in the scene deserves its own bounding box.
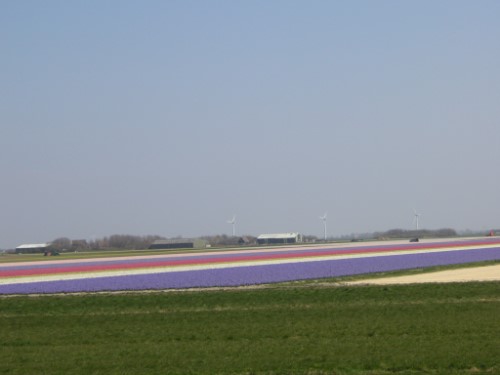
[0,282,498,374]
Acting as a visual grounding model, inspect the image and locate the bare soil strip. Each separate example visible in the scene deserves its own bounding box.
[347,264,500,285]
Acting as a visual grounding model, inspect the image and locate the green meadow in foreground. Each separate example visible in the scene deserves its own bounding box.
[0,282,499,375]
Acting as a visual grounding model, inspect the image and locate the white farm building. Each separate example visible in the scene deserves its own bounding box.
[15,243,52,254]
[257,233,303,245]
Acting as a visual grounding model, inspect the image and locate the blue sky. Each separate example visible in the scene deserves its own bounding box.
[1,1,499,248]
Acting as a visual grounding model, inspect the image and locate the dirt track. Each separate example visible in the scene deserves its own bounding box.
[347,264,500,285]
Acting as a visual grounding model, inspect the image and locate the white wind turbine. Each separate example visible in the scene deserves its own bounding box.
[413,209,420,231]
[319,213,327,241]
[227,215,236,237]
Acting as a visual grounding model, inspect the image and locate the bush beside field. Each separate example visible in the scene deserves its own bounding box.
[0,282,499,374]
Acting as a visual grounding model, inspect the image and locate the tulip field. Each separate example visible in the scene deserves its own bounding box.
[2,237,500,294]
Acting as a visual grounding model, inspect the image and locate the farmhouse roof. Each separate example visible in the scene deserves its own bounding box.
[257,233,300,240]
[16,243,51,249]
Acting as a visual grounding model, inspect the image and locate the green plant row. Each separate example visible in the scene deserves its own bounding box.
[1,282,499,374]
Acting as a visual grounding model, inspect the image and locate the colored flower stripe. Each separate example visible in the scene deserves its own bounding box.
[3,238,499,272]
[1,243,496,285]
[3,238,499,278]
[0,247,499,295]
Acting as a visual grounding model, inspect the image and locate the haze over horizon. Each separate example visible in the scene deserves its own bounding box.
[1,1,499,249]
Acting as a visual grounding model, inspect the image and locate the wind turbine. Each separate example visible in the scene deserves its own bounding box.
[319,213,327,241]
[413,209,420,231]
[227,215,236,237]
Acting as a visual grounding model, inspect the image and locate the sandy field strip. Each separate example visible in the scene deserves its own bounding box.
[347,264,500,285]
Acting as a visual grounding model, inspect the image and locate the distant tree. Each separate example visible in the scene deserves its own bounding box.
[51,237,72,251]
[434,228,457,237]
[302,235,318,242]
[70,240,89,251]
[200,234,257,246]
[374,228,457,239]
[86,234,166,250]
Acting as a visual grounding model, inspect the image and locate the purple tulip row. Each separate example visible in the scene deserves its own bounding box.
[1,247,499,295]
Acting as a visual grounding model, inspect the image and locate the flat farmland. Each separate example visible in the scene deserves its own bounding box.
[1,239,499,374]
[2,237,500,295]
[0,282,499,374]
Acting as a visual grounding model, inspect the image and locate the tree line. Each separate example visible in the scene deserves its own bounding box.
[47,228,458,252]
[50,234,260,251]
[373,228,457,239]
[51,235,166,251]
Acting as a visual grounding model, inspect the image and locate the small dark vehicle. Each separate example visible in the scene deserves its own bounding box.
[44,250,60,256]
[409,238,419,243]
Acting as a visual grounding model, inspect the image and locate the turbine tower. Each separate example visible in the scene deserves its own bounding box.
[227,215,236,237]
[413,209,420,231]
[319,213,327,241]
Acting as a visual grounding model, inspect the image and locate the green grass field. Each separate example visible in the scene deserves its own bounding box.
[1,282,499,374]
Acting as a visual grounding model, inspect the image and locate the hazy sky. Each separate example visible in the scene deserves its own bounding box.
[1,1,499,248]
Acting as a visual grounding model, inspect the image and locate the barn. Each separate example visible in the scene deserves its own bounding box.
[257,233,303,245]
[148,239,209,250]
[15,243,52,254]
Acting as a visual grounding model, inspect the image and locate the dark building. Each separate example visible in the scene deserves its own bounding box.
[257,233,303,245]
[148,239,208,250]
